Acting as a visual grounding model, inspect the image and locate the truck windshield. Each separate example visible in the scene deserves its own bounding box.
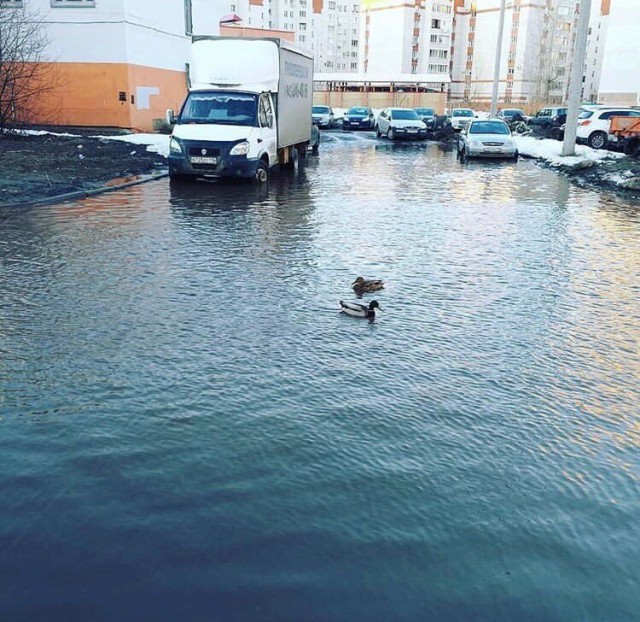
[179,91,258,126]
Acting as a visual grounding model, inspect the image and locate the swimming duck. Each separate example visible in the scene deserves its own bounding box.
[339,300,381,319]
[352,276,385,293]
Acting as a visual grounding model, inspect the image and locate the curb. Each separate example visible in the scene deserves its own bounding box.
[1,171,169,210]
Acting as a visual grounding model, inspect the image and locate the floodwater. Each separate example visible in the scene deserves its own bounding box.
[1,133,639,622]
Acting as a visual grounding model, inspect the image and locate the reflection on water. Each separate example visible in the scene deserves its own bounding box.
[1,136,639,622]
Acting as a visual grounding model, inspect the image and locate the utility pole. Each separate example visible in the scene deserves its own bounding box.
[490,0,507,117]
[562,0,592,156]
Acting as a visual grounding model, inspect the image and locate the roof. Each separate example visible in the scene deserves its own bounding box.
[314,71,451,84]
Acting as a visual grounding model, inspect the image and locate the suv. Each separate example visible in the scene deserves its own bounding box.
[528,107,567,135]
[376,108,427,140]
[576,107,640,149]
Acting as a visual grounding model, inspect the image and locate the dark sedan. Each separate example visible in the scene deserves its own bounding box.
[342,106,375,130]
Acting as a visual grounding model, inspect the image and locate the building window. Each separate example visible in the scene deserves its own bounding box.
[230,4,236,10]
[184,0,192,35]
[300,22,306,30]
[431,19,441,29]
[351,39,358,46]
[50,0,96,6]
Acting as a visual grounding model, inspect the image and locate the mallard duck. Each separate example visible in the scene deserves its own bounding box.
[339,300,381,319]
[352,276,385,293]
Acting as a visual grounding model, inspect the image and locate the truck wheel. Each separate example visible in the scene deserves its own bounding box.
[254,161,269,184]
[588,131,607,150]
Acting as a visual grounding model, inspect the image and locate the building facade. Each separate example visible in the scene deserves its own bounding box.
[450,0,583,107]
[3,0,222,130]
[597,0,639,106]
[359,0,454,80]
[582,0,609,103]
[220,0,362,73]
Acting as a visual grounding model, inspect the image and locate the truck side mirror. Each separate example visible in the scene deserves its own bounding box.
[166,109,176,125]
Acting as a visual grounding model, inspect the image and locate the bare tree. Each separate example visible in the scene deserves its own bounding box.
[0,3,54,132]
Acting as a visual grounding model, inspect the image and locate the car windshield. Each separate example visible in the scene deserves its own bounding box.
[180,91,257,126]
[348,107,369,115]
[313,106,330,114]
[578,109,594,119]
[469,121,510,135]
[416,108,435,115]
[453,109,474,117]
[391,109,419,120]
[502,109,523,117]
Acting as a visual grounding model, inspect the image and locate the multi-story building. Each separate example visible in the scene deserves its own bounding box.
[450,0,583,107]
[359,0,454,79]
[6,0,221,130]
[582,0,609,104]
[597,0,639,106]
[220,0,362,73]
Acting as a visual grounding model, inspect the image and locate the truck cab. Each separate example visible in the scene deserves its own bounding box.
[168,90,276,182]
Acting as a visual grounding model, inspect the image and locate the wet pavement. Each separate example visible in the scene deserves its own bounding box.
[1,131,639,622]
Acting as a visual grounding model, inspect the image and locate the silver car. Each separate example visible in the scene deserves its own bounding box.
[457,119,519,161]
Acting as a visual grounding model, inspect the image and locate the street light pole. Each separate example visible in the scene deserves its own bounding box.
[490,0,507,117]
[562,0,592,156]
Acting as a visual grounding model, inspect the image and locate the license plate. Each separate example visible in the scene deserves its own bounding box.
[408,129,418,133]
[190,156,217,164]
[484,147,502,152]
[351,121,359,125]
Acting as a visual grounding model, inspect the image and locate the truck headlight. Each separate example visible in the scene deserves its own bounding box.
[230,141,250,156]
[169,137,182,154]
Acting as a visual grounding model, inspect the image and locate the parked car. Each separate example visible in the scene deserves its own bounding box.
[415,107,436,129]
[576,106,640,149]
[375,108,428,140]
[497,108,528,123]
[457,119,518,161]
[528,106,567,135]
[450,108,476,131]
[342,106,375,130]
[312,105,334,128]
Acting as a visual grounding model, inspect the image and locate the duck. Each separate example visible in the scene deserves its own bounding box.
[339,300,381,319]
[352,276,385,293]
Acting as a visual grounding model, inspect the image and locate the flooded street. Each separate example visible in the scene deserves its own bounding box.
[1,133,639,621]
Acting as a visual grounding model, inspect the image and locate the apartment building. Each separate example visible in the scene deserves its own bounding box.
[450,0,582,107]
[359,0,454,79]
[582,0,609,103]
[597,0,639,106]
[222,0,361,73]
[4,0,220,130]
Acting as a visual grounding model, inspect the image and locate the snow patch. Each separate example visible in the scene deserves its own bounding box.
[98,133,171,157]
[513,136,624,167]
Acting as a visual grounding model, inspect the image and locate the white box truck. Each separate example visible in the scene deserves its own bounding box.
[167,36,314,183]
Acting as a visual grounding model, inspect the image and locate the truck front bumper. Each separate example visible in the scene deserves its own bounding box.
[168,139,262,179]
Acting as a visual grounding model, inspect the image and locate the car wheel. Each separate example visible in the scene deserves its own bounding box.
[376,126,382,138]
[588,131,607,150]
[388,128,396,140]
[512,151,519,162]
[254,160,269,184]
[459,147,467,163]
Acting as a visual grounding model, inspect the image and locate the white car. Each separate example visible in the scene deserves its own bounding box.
[450,108,476,131]
[457,119,518,161]
[576,106,640,149]
[312,105,334,129]
[375,108,427,140]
